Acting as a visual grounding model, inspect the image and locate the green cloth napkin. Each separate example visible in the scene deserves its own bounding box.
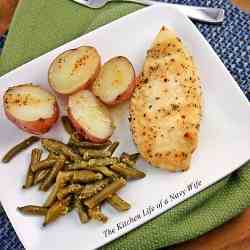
[1,1,250,249]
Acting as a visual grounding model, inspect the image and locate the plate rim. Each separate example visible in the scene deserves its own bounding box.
[0,5,249,250]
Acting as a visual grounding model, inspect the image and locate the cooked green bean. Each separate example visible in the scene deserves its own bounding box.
[43,196,72,226]
[74,198,89,224]
[88,206,108,223]
[43,171,73,207]
[121,158,136,168]
[94,166,117,178]
[66,163,116,178]
[23,148,42,188]
[57,184,83,200]
[43,183,59,208]
[70,132,83,143]
[88,157,119,167]
[18,205,48,216]
[107,141,119,155]
[129,153,140,161]
[120,152,140,162]
[66,160,89,170]
[31,159,56,172]
[79,179,111,200]
[34,169,51,185]
[79,149,111,160]
[47,151,60,159]
[67,157,118,171]
[39,156,65,191]
[2,136,40,163]
[41,138,80,161]
[70,139,112,150]
[107,194,131,212]
[110,163,145,180]
[61,116,75,135]
[120,152,130,160]
[71,170,103,183]
[84,178,127,208]
[57,171,74,185]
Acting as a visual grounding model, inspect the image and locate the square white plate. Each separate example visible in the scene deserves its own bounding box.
[0,5,249,250]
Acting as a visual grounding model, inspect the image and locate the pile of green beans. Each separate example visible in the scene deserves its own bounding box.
[15,116,146,227]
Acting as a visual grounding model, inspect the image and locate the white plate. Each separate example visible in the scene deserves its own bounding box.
[0,5,249,250]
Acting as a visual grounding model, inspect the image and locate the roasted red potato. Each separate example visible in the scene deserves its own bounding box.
[92,56,136,106]
[3,84,59,135]
[48,46,101,95]
[67,90,114,143]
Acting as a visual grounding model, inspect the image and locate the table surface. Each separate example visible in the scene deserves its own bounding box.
[0,1,249,249]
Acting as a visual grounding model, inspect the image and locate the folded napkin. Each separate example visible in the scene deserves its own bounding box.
[0,0,250,249]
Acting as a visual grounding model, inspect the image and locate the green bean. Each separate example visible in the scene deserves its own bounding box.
[107,141,119,155]
[43,183,59,208]
[110,163,145,180]
[88,157,119,167]
[121,158,136,168]
[79,179,111,200]
[70,132,84,143]
[23,149,42,188]
[57,184,83,200]
[67,157,118,171]
[34,169,51,185]
[66,160,89,170]
[2,136,40,163]
[32,153,58,182]
[18,205,48,216]
[39,156,65,191]
[31,159,56,172]
[94,167,117,178]
[88,206,108,223]
[79,149,111,160]
[120,152,130,161]
[57,171,74,185]
[66,163,116,178]
[71,170,103,183]
[74,197,89,224]
[129,153,140,161]
[43,196,73,226]
[107,194,131,212]
[43,171,73,207]
[47,151,60,159]
[66,142,80,155]
[61,116,75,135]
[84,178,127,208]
[70,138,112,150]
[41,138,80,161]
[120,152,140,162]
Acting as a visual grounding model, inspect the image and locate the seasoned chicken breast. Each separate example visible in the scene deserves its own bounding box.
[129,26,202,171]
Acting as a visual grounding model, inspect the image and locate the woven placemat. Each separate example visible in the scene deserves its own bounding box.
[0,0,249,249]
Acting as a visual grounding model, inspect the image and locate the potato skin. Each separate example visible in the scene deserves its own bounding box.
[48,46,101,95]
[3,84,60,135]
[67,107,111,144]
[92,56,136,106]
[100,77,136,107]
[49,59,101,96]
[4,101,59,135]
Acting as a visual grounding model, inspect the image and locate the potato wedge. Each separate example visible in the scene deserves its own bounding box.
[48,46,101,95]
[3,84,59,135]
[92,56,136,106]
[67,90,114,143]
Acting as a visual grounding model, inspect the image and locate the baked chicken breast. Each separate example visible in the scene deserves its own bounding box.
[129,26,202,171]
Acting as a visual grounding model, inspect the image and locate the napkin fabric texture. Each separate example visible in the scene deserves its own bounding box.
[0,0,250,249]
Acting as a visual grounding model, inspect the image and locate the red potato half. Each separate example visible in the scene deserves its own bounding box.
[68,90,114,143]
[92,56,136,106]
[3,84,59,135]
[48,46,101,95]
